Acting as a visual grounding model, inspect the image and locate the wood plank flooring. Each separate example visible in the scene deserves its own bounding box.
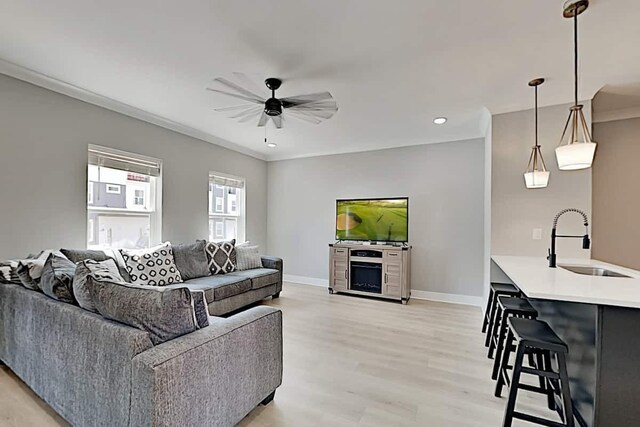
[1,283,556,426]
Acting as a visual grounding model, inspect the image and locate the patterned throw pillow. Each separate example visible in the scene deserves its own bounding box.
[205,239,236,275]
[235,245,263,271]
[119,243,183,286]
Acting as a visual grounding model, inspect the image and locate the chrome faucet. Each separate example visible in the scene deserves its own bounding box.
[548,208,590,268]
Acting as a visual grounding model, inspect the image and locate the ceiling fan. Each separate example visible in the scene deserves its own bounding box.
[207,73,338,128]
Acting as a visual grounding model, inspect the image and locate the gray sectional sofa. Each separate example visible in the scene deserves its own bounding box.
[0,253,285,426]
[171,255,283,316]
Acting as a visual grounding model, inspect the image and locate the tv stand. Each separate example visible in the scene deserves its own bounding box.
[328,243,411,304]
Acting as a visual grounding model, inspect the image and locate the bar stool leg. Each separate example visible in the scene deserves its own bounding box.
[491,312,509,379]
[543,350,557,410]
[495,329,514,398]
[557,352,575,427]
[502,344,525,427]
[482,288,494,333]
[488,304,503,358]
[485,292,499,347]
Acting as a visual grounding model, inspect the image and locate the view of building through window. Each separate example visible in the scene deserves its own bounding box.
[87,147,161,250]
[208,174,245,242]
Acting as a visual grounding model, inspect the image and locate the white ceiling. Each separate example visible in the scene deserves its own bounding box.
[2,0,640,161]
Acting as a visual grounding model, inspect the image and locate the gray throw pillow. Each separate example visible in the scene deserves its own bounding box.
[16,251,53,291]
[0,260,21,285]
[85,274,198,345]
[120,243,183,286]
[74,259,124,312]
[61,248,130,282]
[40,253,76,303]
[235,245,263,271]
[172,241,210,280]
[190,290,210,329]
[205,239,236,275]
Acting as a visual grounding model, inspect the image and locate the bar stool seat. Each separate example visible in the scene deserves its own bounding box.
[509,317,568,354]
[488,296,538,367]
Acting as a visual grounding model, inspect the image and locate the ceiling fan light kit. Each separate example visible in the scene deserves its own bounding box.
[524,78,550,189]
[555,0,597,171]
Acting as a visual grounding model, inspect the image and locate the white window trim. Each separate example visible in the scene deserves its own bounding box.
[208,171,246,243]
[88,183,94,204]
[87,144,162,249]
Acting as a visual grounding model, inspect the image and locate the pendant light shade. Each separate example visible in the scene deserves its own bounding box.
[556,0,596,170]
[524,78,549,189]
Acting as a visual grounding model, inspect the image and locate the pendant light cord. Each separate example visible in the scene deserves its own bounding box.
[574,10,578,107]
[535,84,539,148]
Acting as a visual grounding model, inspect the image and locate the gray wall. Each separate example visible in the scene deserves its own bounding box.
[491,102,592,260]
[0,74,267,259]
[592,117,640,270]
[267,139,486,297]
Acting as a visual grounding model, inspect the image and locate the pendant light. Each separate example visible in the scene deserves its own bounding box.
[555,0,596,170]
[524,78,550,189]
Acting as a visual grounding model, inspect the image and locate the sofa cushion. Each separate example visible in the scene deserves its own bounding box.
[175,274,251,302]
[40,253,76,303]
[190,290,210,329]
[0,260,21,284]
[204,239,237,275]
[227,268,280,290]
[86,274,198,345]
[120,243,183,286]
[74,259,125,312]
[61,248,130,281]
[172,241,210,280]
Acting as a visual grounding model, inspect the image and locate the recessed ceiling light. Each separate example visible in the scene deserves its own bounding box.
[266,142,277,148]
[433,117,447,125]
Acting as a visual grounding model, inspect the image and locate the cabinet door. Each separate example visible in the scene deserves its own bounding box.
[332,258,348,291]
[384,258,402,297]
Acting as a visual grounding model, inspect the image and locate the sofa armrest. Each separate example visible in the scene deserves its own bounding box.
[129,306,282,427]
[261,255,282,272]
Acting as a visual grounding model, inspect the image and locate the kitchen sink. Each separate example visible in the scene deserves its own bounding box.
[559,264,631,278]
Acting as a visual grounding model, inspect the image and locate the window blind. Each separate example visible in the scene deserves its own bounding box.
[88,147,161,177]
[209,174,245,189]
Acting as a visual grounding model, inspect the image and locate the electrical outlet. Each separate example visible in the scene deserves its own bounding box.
[532,228,543,240]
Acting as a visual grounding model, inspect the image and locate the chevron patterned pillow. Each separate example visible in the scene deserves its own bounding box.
[205,239,236,275]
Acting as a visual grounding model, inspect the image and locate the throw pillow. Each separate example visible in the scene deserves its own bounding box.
[204,239,236,274]
[85,274,198,345]
[74,259,125,312]
[235,245,263,271]
[119,243,183,286]
[0,260,21,285]
[190,290,210,329]
[61,248,130,282]
[40,253,77,303]
[172,241,210,280]
[16,250,54,291]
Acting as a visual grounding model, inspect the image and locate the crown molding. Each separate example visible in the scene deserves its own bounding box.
[0,58,266,161]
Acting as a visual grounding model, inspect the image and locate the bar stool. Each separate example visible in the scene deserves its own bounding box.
[488,296,538,372]
[482,282,520,347]
[495,317,574,427]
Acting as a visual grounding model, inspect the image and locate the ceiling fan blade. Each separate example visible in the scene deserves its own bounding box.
[211,77,265,102]
[230,106,263,119]
[271,115,283,129]
[285,110,323,124]
[287,106,337,120]
[206,88,264,104]
[281,92,334,108]
[232,72,268,98]
[257,111,268,127]
[214,104,258,112]
[237,109,263,123]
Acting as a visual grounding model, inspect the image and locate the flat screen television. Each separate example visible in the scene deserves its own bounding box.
[335,197,409,243]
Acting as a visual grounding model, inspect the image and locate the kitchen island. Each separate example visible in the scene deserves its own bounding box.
[492,256,640,427]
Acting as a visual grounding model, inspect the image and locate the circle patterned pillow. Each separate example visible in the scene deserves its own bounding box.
[119,243,183,286]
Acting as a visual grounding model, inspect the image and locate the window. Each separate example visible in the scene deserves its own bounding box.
[88,145,162,250]
[208,173,245,242]
[134,189,145,206]
[106,184,121,194]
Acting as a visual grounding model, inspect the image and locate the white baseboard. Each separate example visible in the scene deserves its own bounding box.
[411,290,483,307]
[283,274,329,287]
[283,276,482,307]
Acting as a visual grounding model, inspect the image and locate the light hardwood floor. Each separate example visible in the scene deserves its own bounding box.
[1,283,555,427]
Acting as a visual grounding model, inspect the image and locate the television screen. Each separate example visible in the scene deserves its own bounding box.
[335,198,408,242]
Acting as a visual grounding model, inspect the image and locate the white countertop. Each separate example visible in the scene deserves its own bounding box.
[491,256,640,309]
